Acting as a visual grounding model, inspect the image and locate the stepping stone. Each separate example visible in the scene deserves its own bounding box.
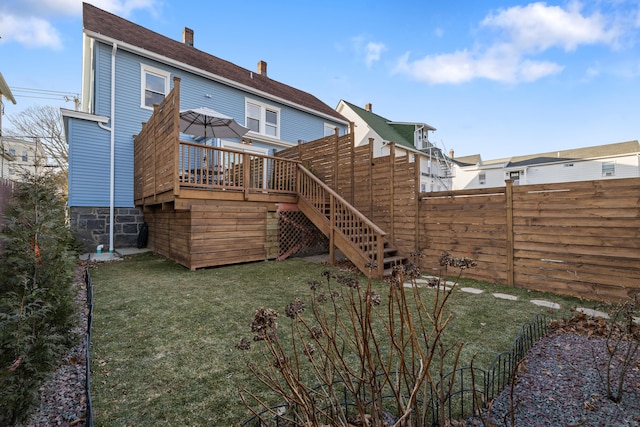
[460,287,484,294]
[576,307,610,319]
[403,282,420,288]
[492,293,518,301]
[414,278,429,284]
[530,299,560,309]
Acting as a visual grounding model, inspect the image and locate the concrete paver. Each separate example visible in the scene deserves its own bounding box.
[492,293,519,301]
[530,299,560,309]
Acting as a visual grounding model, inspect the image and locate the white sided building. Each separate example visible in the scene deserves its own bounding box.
[451,140,640,190]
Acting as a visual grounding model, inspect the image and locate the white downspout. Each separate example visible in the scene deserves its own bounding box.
[97,43,117,253]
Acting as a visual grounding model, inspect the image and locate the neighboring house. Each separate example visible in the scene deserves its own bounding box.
[0,137,46,180]
[452,140,640,190]
[336,100,452,192]
[62,3,348,251]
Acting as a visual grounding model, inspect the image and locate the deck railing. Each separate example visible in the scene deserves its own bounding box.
[297,165,386,277]
[177,141,299,196]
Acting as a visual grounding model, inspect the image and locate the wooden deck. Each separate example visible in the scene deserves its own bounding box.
[133,77,404,276]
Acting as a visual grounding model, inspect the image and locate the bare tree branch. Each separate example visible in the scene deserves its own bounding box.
[6,105,67,172]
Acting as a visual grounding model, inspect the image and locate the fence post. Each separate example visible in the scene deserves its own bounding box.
[414,152,421,253]
[368,138,374,220]
[389,142,395,243]
[505,179,514,286]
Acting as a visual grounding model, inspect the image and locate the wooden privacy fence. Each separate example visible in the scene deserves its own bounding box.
[420,178,640,302]
[277,134,420,256]
[278,136,639,302]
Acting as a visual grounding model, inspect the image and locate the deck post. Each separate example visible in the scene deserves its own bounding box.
[329,193,335,266]
[243,152,250,200]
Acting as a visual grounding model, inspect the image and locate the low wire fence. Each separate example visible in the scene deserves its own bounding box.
[84,259,95,427]
[242,314,549,426]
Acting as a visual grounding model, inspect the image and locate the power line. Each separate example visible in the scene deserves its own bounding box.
[12,87,79,96]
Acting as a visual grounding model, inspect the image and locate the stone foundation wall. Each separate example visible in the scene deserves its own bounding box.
[70,206,144,252]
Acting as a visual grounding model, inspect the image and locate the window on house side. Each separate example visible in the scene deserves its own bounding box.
[141,65,170,109]
[265,109,278,137]
[8,148,16,156]
[602,161,615,177]
[245,99,280,138]
[246,103,261,133]
[22,151,28,162]
[478,172,486,184]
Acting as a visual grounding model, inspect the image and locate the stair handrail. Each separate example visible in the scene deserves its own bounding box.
[297,164,387,277]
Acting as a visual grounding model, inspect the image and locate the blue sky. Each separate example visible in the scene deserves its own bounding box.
[1,0,639,160]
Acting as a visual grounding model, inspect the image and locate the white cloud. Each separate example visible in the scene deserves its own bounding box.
[0,14,63,49]
[349,35,387,67]
[393,48,563,84]
[394,1,627,85]
[481,1,620,52]
[0,0,158,49]
[365,42,386,67]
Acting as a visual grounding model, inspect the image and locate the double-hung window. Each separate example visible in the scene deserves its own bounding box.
[245,99,280,138]
[602,161,615,177]
[141,65,170,109]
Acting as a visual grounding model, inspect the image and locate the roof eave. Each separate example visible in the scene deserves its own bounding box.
[0,73,17,105]
[388,121,437,131]
[84,30,349,126]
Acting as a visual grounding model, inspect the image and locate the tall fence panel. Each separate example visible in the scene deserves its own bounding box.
[419,187,509,283]
[420,178,640,302]
[511,177,640,301]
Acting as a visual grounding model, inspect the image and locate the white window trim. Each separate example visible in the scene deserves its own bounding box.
[245,98,280,139]
[140,64,171,110]
[324,123,337,137]
[602,160,615,177]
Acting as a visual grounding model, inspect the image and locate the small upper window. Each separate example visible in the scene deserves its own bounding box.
[141,65,170,109]
[8,148,16,156]
[22,151,28,162]
[245,99,280,138]
[602,161,615,177]
[478,172,486,184]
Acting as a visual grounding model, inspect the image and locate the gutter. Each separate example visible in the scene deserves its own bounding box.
[96,42,117,253]
[83,29,349,126]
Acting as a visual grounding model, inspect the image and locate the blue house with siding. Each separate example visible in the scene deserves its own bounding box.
[63,3,348,253]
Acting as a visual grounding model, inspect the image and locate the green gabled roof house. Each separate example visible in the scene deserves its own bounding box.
[336,100,453,192]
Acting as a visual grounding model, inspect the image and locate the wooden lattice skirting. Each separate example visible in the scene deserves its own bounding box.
[278,210,328,260]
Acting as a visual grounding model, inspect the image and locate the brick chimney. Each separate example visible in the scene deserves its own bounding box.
[365,103,372,112]
[258,60,267,76]
[183,27,194,47]
[449,149,454,159]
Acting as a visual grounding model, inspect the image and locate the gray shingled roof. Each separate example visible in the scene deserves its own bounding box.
[505,140,639,167]
[454,140,639,168]
[83,3,347,123]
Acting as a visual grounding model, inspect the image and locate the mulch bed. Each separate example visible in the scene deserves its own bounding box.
[485,314,640,427]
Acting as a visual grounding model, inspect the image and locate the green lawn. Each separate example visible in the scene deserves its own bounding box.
[89,252,602,426]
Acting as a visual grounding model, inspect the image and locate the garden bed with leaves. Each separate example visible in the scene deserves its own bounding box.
[485,314,640,427]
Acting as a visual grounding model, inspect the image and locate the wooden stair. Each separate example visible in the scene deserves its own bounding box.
[296,165,406,278]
